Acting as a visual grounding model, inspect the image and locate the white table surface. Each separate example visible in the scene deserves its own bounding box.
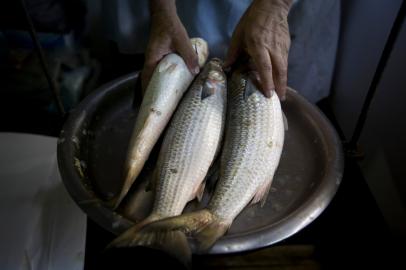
[0,132,86,270]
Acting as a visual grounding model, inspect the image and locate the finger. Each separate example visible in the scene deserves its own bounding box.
[142,43,171,92]
[248,70,262,90]
[224,30,243,69]
[175,37,200,75]
[270,52,288,101]
[250,47,275,98]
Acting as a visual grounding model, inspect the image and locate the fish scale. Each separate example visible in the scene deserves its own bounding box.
[208,72,284,222]
[113,38,209,209]
[152,59,227,218]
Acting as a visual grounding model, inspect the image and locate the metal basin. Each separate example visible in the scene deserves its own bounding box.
[57,72,344,254]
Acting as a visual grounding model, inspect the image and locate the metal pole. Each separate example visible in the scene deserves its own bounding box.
[347,1,406,154]
[20,0,66,117]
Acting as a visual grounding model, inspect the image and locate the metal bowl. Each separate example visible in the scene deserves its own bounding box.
[57,72,344,254]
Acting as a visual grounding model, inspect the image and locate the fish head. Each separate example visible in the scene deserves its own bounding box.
[190,38,209,68]
[207,59,226,85]
[201,59,227,99]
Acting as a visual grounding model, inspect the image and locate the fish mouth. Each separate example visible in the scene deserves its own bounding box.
[206,59,226,84]
[190,37,209,68]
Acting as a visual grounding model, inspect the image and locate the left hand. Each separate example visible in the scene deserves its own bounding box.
[224,0,292,100]
[142,0,199,93]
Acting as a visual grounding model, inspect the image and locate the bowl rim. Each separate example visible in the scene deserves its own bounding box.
[57,72,344,254]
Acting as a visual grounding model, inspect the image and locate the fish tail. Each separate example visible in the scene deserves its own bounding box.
[107,214,192,267]
[128,209,230,253]
[107,210,230,263]
[194,219,231,252]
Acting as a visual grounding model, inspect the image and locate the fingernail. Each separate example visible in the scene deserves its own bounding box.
[193,67,200,75]
[280,95,286,101]
[265,90,272,98]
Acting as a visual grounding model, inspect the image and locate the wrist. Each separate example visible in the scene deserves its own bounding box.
[252,0,293,13]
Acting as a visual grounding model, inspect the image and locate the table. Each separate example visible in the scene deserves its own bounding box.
[0,132,86,270]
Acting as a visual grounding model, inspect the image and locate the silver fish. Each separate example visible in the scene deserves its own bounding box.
[134,70,286,257]
[194,70,286,250]
[108,59,227,264]
[114,38,209,208]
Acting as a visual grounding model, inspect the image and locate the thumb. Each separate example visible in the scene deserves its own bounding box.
[176,38,200,75]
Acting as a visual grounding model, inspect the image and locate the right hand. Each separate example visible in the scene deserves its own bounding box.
[142,4,199,92]
[224,0,292,100]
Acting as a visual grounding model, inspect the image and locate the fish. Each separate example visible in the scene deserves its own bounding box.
[190,70,286,251]
[129,69,286,259]
[108,59,227,265]
[113,38,209,208]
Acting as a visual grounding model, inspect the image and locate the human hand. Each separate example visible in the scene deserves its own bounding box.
[224,0,292,100]
[142,0,200,92]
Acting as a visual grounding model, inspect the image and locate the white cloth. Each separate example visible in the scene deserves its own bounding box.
[95,0,340,102]
[0,133,86,270]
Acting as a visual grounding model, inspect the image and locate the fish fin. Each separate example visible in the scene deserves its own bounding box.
[283,112,289,131]
[107,216,191,268]
[251,179,274,207]
[201,83,216,100]
[194,219,231,253]
[145,210,214,234]
[108,210,214,266]
[191,181,206,202]
[107,213,160,248]
[134,210,230,253]
[244,78,257,100]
